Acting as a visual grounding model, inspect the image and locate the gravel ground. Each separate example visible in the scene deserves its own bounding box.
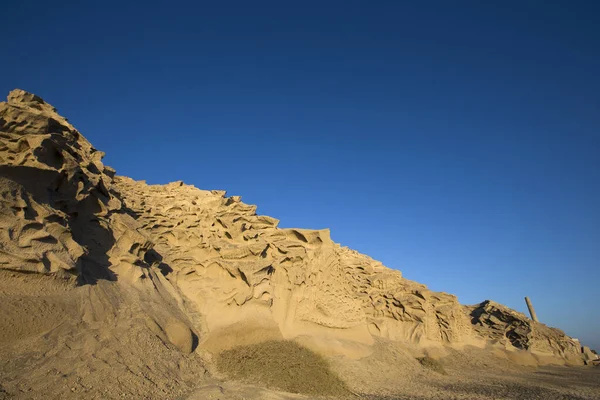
[358,365,600,400]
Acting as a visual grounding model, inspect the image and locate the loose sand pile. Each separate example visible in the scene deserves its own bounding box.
[216,340,349,396]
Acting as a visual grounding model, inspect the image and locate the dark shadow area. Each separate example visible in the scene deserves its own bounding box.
[191,331,199,352]
[70,201,118,285]
[144,248,173,276]
[115,194,139,220]
[33,140,65,169]
[0,166,63,204]
[46,118,70,135]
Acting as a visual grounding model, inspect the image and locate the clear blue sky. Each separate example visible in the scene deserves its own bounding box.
[3,1,599,349]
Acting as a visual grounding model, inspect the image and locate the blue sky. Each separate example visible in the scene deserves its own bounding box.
[2,1,599,349]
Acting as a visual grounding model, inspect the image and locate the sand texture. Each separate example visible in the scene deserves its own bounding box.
[1,89,598,399]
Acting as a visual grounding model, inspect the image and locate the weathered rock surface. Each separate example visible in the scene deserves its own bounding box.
[0,89,594,399]
[113,175,473,357]
[0,89,154,284]
[469,300,583,364]
[582,346,599,365]
[0,89,205,399]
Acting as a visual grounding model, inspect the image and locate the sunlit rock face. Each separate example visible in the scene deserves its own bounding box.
[0,89,588,366]
[469,300,584,364]
[113,175,474,356]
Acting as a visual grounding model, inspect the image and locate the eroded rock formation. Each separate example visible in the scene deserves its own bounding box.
[469,300,584,364]
[113,176,473,355]
[0,89,592,398]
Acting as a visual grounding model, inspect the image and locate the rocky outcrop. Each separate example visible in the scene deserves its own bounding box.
[0,89,155,285]
[469,300,583,364]
[112,176,474,356]
[582,346,599,365]
[0,90,205,399]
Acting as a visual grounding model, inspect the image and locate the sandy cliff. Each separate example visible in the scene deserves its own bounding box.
[0,90,594,399]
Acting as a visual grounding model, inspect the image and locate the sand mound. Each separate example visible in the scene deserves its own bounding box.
[216,341,349,396]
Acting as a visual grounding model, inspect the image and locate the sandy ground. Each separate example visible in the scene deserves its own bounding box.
[185,365,600,400]
[357,366,600,400]
[1,271,598,400]
[184,339,600,400]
